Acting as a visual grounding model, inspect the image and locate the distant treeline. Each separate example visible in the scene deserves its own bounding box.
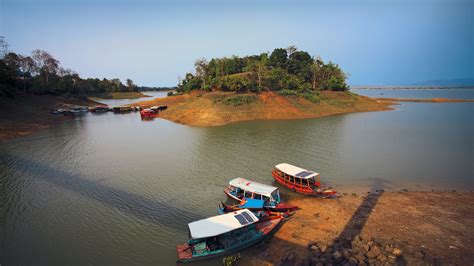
[178,46,348,94]
[136,86,177,91]
[0,37,142,99]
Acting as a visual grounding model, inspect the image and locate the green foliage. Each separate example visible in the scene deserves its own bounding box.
[222,95,256,106]
[278,89,298,96]
[268,48,288,69]
[177,46,348,94]
[278,89,321,103]
[222,254,240,266]
[0,37,140,98]
[300,91,321,103]
[218,74,254,93]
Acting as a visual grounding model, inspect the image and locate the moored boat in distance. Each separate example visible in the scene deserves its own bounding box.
[140,108,158,119]
[176,209,284,262]
[272,163,338,197]
[224,177,298,211]
[89,106,109,113]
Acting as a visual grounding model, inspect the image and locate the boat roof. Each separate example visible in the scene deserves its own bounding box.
[275,163,319,179]
[239,198,265,209]
[229,177,278,197]
[188,209,259,239]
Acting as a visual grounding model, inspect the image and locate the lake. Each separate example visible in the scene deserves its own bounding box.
[1,89,473,265]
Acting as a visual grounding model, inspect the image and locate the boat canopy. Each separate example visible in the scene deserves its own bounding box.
[188,209,259,239]
[229,177,278,197]
[239,198,265,209]
[275,163,319,180]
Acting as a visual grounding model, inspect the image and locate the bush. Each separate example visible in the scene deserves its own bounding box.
[278,89,298,96]
[167,91,175,96]
[222,255,240,266]
[301,92,321,103]
[223,95,256,106]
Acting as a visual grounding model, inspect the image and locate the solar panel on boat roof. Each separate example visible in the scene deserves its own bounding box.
[241,211,255,223]
[296,171,314,177]
[234,214,248,225]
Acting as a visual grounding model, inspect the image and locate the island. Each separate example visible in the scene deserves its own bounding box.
[133,47,395,126]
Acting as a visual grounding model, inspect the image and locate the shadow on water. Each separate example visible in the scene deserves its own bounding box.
[2,152,204,231]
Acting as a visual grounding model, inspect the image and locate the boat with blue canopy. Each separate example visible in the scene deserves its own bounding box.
[224,178,298,211]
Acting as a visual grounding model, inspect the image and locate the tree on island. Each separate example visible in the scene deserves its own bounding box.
[177,46,348,95]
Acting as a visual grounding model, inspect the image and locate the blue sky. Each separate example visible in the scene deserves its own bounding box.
[1,0,473,86]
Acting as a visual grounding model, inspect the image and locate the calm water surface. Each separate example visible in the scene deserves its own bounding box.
[1,89,473,265]
[95,90,170,106]
[351,87,474,99]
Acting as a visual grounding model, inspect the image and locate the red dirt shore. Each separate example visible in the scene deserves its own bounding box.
[133,91,396,126]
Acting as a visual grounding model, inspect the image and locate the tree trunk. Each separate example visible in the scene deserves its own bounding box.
[258,73,261,88]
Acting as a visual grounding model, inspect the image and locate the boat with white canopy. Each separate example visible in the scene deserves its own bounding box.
[272,163,337,197]
[224,177,298,211]
[176,209,283,262]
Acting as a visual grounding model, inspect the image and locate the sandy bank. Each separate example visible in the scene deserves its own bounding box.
[240,191,473,265]
[0,95,103,143]
[133,91,395,126]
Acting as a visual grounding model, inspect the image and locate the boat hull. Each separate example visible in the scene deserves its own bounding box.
[176,218,284,263]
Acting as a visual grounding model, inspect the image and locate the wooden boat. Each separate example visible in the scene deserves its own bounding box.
[89,106,109,113]
[150,105,167,112]
[223,178,298,211]
[272,163,338,197]
[176,209,283,263]
[218,201,295,221]
[140,108,158,119]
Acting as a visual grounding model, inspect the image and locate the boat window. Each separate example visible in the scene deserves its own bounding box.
[244,191,253,198]
[262,195,270,202]
[271,191,280,202]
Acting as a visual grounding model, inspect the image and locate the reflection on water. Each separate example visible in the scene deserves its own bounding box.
[1,90,473,265]
[94,90,170,106]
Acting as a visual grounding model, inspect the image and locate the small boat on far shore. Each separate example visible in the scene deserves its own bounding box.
[140,108,158,119]
[176,209,284,262]
[224,178,298,211]
[89,106,109,113]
